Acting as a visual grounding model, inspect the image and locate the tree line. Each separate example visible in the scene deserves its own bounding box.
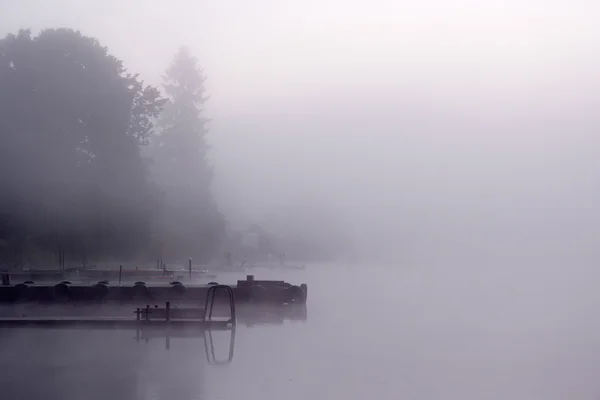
[0,28,223,267]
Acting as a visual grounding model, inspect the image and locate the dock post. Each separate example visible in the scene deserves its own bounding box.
[189,258,192,280]
[119,265,123,284]
[136,308,141,321]
[165,301,170,322]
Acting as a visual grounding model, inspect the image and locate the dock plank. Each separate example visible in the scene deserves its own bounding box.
[0,316,234,330]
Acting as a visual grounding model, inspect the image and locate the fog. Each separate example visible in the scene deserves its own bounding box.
[2,0,600,264]
[4,2,600,399]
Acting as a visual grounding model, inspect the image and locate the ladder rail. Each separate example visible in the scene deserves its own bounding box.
[204,326,236,365]
[204,284,236,325]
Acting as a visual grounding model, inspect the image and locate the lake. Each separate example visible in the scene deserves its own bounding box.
[1,262,600,399]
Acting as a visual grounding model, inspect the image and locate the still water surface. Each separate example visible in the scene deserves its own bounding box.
[1,263,600,399]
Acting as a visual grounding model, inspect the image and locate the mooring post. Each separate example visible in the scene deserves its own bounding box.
[119,265,123,284]
[135,308,141,321]
[165,301,170,322]
[189,258,192,280]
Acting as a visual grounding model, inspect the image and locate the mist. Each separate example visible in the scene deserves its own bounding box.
[4,2,600,399]
[1,0,600,266]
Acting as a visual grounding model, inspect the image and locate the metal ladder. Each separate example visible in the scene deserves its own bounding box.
[202,284,236,364]
[133,284,236,325]
[204,284,236,325]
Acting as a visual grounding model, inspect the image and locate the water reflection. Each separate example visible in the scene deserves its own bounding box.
[133,325,237,365]
[204,328,235,365]
[0,304,307,400]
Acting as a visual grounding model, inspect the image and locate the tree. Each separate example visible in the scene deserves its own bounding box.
[0,28,165,265]
[148,47,224,262]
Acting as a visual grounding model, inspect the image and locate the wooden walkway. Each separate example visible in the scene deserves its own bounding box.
[0,316,234,330]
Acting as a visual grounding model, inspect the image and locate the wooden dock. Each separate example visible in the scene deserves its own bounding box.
[0,316,234,330]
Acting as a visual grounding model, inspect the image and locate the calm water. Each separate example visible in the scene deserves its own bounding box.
[1,262,600,399]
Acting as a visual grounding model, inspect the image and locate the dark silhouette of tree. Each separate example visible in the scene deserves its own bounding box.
[149,47,224,262]
[0,28,165,266]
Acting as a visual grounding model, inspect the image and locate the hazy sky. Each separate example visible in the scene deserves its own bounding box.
[2,0,600,261]
[2,0,600,117]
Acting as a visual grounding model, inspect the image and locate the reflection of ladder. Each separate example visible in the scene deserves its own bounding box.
[204,327,236,365]
[134,324,236,365]
[134,285,237,364]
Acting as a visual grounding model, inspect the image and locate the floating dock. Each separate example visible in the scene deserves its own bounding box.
[0,274,307,305]
[0,282,308,369]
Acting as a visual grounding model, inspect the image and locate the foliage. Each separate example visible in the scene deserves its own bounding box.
[0,28,165,265]
[148,47,224,262]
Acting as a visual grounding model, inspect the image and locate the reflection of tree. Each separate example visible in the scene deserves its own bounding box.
[1,330,146,400]
[0,328,232,400]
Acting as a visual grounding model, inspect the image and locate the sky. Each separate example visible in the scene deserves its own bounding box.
[3,0,600,116]
[2,0,600,262]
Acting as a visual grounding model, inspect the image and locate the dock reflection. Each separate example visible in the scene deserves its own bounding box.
[0,304,307,400]
[134,304,307,365]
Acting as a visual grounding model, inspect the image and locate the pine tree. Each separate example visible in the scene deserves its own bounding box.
[154,47,211,195]
[150,47,223,261]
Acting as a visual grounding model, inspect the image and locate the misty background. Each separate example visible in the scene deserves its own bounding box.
[1,0,600,267]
